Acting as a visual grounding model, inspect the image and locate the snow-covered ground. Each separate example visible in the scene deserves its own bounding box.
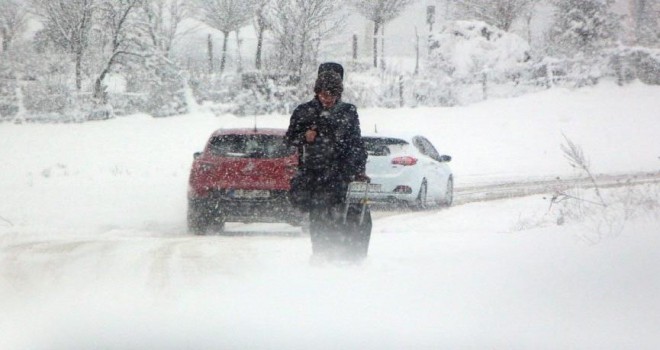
[1,82,659,349]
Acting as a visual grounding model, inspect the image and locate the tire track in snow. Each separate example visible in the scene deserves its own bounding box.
[372,171,660,219]
[453,171,660,205]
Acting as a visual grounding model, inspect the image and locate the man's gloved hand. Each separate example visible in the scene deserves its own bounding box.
[353,172,371,183]
[305,127,317,143]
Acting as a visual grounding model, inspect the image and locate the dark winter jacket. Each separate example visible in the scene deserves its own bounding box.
[285,97,367,189]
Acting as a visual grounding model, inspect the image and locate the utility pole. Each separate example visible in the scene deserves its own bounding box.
[414,27,420,75]
[380,25,386,69]
[427,5,436,33]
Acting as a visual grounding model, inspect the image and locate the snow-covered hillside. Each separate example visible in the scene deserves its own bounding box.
[1,82,659,349]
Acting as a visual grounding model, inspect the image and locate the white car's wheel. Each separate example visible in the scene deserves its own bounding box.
[414,180,429,210]
[442,177,454,207]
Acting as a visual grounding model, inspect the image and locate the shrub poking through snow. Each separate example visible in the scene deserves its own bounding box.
[546,135,659,243]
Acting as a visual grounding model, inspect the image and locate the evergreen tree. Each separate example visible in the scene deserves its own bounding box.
[549,0,621,57]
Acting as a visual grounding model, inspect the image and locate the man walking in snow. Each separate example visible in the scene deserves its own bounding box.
[285,63,372,261]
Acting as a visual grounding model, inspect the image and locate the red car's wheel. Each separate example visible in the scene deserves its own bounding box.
[187,199,225,235]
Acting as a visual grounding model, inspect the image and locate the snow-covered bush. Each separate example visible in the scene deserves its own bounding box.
[532,46,660,89]
[94,59,191,118]
[539,54,607,87]
[427,20,531,82]
[550,180,660,244]
[546,135,660,243]
[104,93,146,116]
[609,46,660,85]
[418,20,532,105]
[189,72,239,108]
[192,71,303,116]
[343,70,409,109]
[143,68,188,118]
[6,47,95,123]
[407,76,456,107]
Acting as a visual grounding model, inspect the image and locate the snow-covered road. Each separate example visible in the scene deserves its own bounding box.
[2,187,659,349]
[1,83,659,348]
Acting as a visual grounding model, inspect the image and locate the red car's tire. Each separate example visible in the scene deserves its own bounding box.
[187,199,225,235]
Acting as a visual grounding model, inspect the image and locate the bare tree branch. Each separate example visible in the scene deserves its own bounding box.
[143,0,196,57]
[268,0,344,78]
[194,0,256,74]
[93,0,154,102]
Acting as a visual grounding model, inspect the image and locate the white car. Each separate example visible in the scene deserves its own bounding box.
[362,134,453,209]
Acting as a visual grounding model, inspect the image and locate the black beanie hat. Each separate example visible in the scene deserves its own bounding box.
[314,71,343,96]
[318,62,344,80]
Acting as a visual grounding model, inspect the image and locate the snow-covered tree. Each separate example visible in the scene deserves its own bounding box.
[141,0,198,116]
[454,0,535,32]
[86,0,189,117]
[0,0,28,53]
[30,0,98,90]
[92,0,151,102]
[195,0,256,74]
[549,0,621,57]
[253,0,271,70]
[350,0,413,68]
[630,0,660,47]
[268,0,343,79]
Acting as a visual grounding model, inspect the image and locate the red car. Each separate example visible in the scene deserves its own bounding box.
[187,128,304,234]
